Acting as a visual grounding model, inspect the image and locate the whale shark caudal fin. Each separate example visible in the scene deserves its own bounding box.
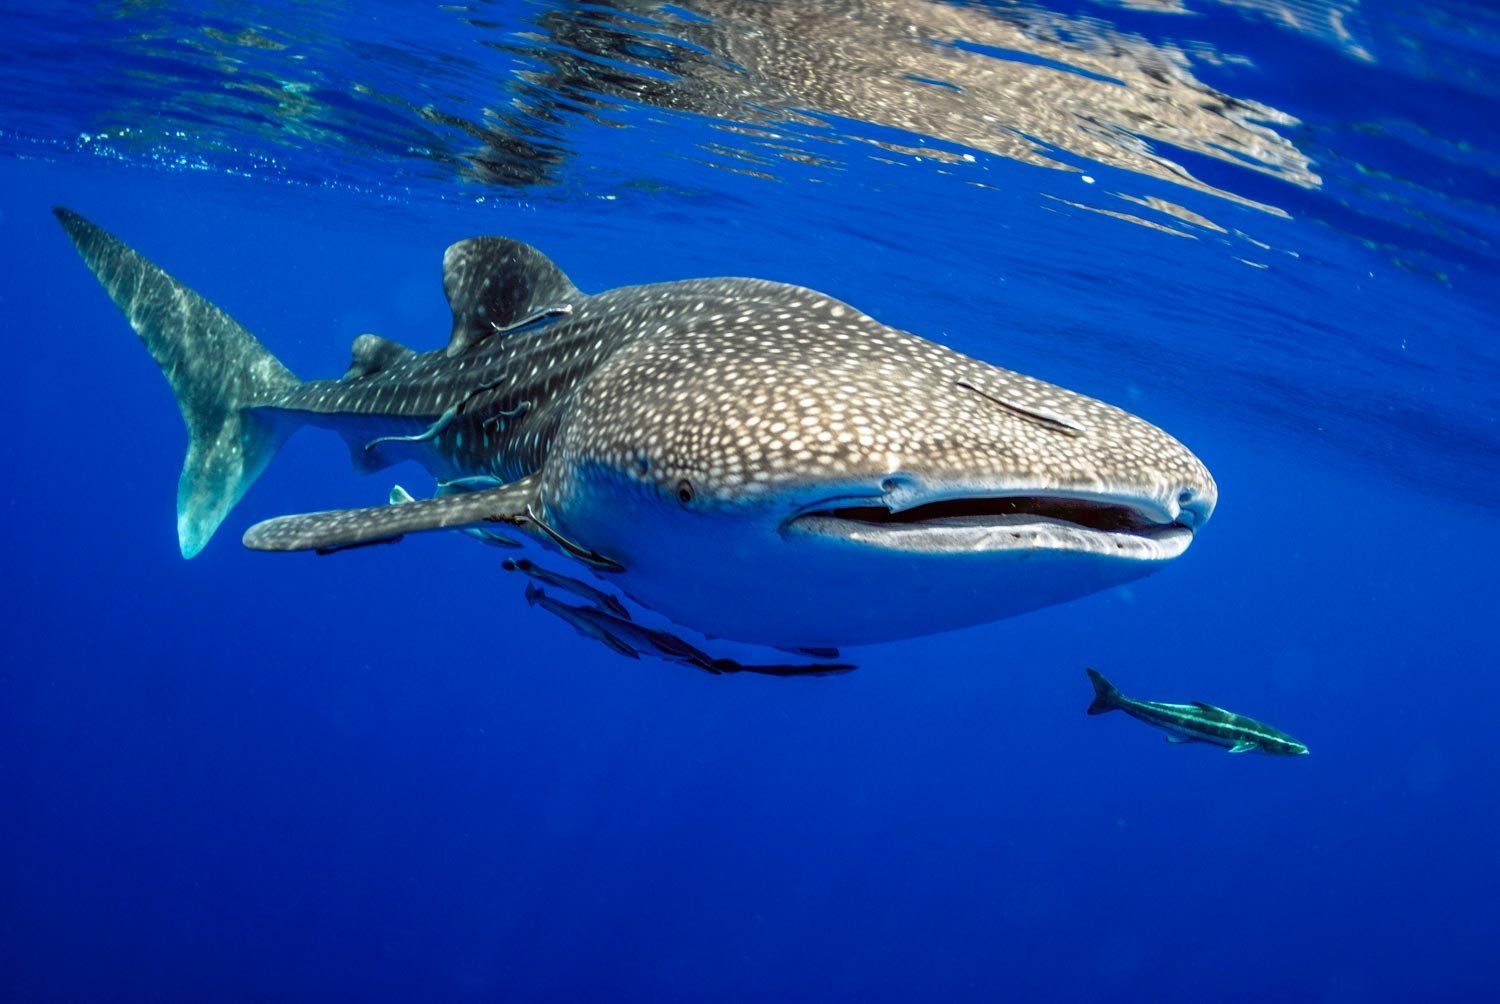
[53,208,302,558]
[1086,668,1124,715]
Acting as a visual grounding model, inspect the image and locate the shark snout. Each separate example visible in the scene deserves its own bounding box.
[1175,453,1219,525]
[1172,485,1215,529]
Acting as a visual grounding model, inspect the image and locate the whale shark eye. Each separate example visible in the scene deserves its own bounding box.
[676,479,694,505]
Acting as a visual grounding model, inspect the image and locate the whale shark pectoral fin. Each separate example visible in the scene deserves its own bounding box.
[243,474,543,554]
[1227,741,1257,753]
[391,481,522,548]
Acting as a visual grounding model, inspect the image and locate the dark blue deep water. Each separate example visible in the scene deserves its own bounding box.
[3,1,1497,1000]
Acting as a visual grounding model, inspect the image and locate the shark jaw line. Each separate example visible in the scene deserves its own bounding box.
[781,491,1195,559]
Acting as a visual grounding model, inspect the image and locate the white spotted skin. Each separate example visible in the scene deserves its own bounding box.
[536,281,1216,646]
[544,283,1212,515]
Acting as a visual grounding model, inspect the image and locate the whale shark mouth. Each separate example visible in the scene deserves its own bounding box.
[783,495,1194,559]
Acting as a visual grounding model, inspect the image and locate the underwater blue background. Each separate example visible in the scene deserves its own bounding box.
[2,1,1497,1000]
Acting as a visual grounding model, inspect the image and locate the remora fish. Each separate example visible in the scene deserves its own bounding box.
[503,557,633,620]
[55,208,1216,649]
[1085,669,1308,755]
[523,585,853,677]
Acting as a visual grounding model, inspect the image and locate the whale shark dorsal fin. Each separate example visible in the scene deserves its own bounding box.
[242,474,543,553]
[343,333,415,380]
[442,237,582,357]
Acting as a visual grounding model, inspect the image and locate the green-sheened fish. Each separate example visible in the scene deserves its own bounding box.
[1086,669,1308,756]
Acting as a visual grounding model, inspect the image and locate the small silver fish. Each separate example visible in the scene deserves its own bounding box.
[1086,668,1308,755]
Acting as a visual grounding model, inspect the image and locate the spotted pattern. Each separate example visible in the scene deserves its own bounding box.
[441,236,582,357]
[265,248,1213,533]
[542,280,1217,525]
[244,474,541,551]
[67,209,1215,553]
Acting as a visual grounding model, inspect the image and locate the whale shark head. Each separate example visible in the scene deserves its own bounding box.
[541,279,1216,647]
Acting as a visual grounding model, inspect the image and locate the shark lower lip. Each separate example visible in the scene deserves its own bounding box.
[783,495,1194,559]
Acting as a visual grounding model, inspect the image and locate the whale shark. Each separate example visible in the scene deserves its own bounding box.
[55,207,1216,650]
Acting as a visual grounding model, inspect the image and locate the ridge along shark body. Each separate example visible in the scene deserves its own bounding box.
[55,207,1217,650]
[1086,669,1309,755]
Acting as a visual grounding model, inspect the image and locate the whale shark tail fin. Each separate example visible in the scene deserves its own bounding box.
[1086,668,1124,715]
[54,208,302,558]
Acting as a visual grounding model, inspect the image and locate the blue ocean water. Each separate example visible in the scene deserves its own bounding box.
[2,0,1497,1000]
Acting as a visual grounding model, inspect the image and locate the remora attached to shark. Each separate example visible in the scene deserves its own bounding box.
[55,208,1216,649]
